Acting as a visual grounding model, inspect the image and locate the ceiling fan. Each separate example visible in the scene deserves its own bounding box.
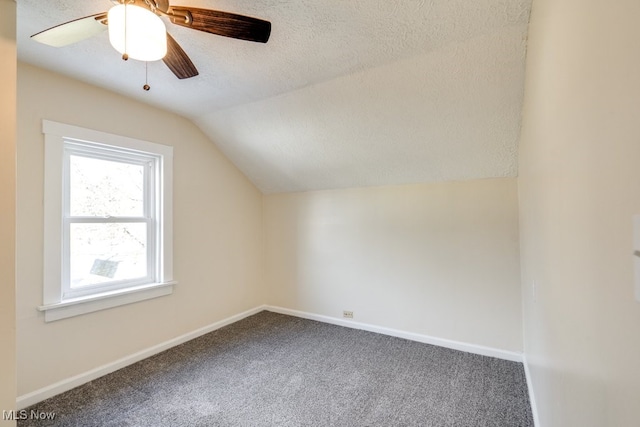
[31,0,271,80]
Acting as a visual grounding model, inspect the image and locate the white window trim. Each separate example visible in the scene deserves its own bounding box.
[40,120,175,322]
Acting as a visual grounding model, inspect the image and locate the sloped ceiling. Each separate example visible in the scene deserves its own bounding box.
[16,0,531,193]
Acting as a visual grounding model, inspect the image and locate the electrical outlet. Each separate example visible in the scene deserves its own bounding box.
[343,310,353,319]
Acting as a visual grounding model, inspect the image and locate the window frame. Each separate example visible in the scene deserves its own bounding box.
[40,120,175,322]
[62,142,157,299]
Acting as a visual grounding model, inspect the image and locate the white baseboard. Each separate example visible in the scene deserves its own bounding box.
[265,305,523,362]
[17,304,527,411]
[16,305,267,409]
[522,354,541,427]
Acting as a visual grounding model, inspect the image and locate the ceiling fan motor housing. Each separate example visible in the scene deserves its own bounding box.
[112,0,168,13]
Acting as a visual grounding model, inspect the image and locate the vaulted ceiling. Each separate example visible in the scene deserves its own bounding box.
[17,0,531,193]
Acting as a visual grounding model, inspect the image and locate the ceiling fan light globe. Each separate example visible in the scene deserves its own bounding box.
[108,5,167,62]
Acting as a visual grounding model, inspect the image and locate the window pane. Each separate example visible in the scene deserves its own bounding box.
[69,223,148,288]
[69,155,145,217]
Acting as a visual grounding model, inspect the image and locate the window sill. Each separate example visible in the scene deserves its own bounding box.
[38,281,176,322]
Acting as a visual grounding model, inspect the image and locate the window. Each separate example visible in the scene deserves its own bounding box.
[40,120,175,322]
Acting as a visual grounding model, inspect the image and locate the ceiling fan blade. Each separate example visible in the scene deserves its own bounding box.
[163,34,199,79]
[31,12,108,47]
[169,7,271,43]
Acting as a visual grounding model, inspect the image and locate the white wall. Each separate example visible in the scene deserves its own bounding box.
[0,1,17,425]
[519,0,640,425]
[16,64,265,397]
[265,178,522,352]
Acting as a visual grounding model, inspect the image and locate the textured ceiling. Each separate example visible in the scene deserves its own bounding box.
[16,0,532,193]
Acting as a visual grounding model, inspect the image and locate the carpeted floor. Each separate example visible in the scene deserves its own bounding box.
[18,311,533,426]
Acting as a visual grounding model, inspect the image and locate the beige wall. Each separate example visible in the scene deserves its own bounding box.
[0,1,16,425]
[265,178,522,351]
[16,64,265,396]
[519,0,640,425]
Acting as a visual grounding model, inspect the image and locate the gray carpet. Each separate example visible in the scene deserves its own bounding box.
[19,311,533,426]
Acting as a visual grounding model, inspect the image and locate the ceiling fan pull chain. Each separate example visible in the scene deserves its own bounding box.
[143,62,151,91]
[122,2,129,60]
